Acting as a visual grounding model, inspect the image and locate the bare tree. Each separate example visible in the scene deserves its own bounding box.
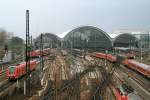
[0,29,7,47]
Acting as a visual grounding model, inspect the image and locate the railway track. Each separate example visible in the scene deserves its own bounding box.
[0,80,16,99]
[113,70,147,100]
[0,80,15,93]
[114,66,150,100]
[90,65,113,100]
[46,54,107,100]
[118,65,150,92]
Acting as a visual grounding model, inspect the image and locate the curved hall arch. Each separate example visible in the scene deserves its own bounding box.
[63,26,113,50]
[35,33,61,49]
[113,33,139,48]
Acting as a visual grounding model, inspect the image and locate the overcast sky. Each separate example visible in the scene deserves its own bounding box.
[0,0,150,39]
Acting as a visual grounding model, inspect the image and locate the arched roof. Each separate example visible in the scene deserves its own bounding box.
[62,26,113,49]
[114,33,139,47]
[35,33,61,48]
[35,33,60,41]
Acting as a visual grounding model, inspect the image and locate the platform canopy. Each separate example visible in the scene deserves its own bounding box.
[113,33,139,48]
[62,26,113,50]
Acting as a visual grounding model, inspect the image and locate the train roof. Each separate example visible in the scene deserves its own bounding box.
[94,52,105,54]
[9,66,16,68]
[130,60,150,71]
[35,50,40,52]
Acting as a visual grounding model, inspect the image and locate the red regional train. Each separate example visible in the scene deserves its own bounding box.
[112,86,128,100]
[92,52,117,63]
[6,60,37,80]
[112,85,142,100]
[92,52,150,78]
[29,48,51,57]
[123,59,150,78]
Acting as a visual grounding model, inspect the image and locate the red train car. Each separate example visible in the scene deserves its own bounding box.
[29,48,51,57]
[28,50,40,57]
[92,52,150,78]
[106,54,117,62]
[112,86,128,100]
[92,52,107,59]
[43,48,50,55]
[6,60,37,79]
[123,60,150,78]
[30,50,39,57]
[92,52,117,63]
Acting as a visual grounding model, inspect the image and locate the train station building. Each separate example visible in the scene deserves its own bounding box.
[35,26,150,50]
[34,33,61,49]
[59,26,113,50]
[112,29,150,49]
[113,33,139,48]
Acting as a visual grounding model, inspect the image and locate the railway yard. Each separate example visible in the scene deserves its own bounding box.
[0,9,149,100]
[1,0,150,99]
[0,48,149,100]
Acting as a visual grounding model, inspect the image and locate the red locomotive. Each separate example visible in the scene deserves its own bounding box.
[123,59,150,78]
[6,60,37,79]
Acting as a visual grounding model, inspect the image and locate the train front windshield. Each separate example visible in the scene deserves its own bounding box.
[9,66,16,74]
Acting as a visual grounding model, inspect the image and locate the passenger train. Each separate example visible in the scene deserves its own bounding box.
[6,48,52,80]
[92,52,150,78]
[29,48,51,57]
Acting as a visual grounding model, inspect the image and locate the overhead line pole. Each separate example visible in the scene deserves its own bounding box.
[25,10,27,96]
[40,33,44,72]
[31,36,32,50]
[41,34,44,71]
[26,10,30,95]
[148,30,150,59]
